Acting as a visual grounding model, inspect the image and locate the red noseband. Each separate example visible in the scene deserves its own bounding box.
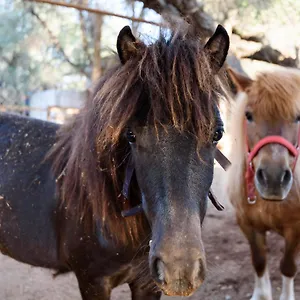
[245,122,300,204]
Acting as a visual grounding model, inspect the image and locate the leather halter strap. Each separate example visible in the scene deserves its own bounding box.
[120,158,142,217]
[120,148,231,217]
[215,148,231,171]
[245,121,300,204]
[121,159,134,199]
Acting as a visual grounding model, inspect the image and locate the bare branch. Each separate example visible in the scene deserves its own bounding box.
[29,7,89,77]
[244,45,298,68]
[232,27,265,44]
[0,55,13,65]
[0,94,8,104]
[25,0,161,26]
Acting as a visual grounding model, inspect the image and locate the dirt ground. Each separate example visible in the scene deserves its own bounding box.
[1,166,300,300]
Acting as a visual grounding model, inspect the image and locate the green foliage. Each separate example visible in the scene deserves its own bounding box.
[1,0,299,107]
[205,0,300,28]
[205,0,300,62]
[0,0,158,105]
[0,8,35,104]
[0,1,91,105]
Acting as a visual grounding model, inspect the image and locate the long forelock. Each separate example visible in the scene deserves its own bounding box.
[94,28,227,152]
[247,68,300,120]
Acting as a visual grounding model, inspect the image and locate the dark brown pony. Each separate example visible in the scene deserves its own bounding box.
[227,67,300,300]
[0,23,229,299]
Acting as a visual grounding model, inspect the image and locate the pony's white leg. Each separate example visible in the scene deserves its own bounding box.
[238,224,271,300]
[250,268,272,300]
[279,230,298,300]
[279,275,295,300]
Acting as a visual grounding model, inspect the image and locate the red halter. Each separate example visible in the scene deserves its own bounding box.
[245,121,300,204]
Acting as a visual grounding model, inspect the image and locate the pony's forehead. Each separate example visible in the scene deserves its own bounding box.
[245,69,300,119]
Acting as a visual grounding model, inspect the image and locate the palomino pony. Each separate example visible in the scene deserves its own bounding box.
[227,67,300,300]
[0,24,230,299]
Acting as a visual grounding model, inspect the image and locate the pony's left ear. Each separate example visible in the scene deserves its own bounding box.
[117,26,138,64]
[204,24,230,73]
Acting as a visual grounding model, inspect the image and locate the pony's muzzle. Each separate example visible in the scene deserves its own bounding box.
[150,250,205,296]
[255,166,293,200]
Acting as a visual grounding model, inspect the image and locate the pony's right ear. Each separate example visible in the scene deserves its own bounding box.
[117,26,138,64]
[227,67,253,92]
[204,24,230,73]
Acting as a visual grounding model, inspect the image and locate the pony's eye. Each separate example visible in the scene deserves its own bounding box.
[245,111,253,122]
[295,116,300,123]
[126,130,136,143]
[213,129,223,144]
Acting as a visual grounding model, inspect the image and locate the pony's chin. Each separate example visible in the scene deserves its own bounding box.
[256,187,290,201]
[261,196,285,201]
[156,282,198,297]
[160,288,195,297]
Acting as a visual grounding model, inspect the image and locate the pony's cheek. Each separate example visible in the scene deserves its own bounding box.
[140,192,151,220]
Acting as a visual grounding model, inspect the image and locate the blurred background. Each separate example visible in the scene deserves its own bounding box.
[1,0,299,125]
[1,1,300,299]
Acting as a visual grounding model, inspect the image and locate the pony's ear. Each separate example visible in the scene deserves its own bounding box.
[204,25,230,72]
[117,26,138,64]
[227,67,253,92]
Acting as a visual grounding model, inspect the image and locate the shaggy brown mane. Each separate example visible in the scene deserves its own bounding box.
[48,24,227,246]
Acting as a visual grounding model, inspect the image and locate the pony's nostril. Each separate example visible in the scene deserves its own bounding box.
[281,170,292,185]
[153,258,165,283]
[196,259,206,282]
[256,168,267,185]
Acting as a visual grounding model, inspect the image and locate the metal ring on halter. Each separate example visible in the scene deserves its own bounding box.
[247,196,257,205]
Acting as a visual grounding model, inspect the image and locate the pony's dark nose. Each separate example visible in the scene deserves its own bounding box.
[150,249,205,296]
[256,168,267,186]
[281,170,292,186]
[256,167,292,187]
[255,166,293,200]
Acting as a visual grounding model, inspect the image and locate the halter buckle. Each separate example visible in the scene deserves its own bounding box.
[247,196,257,205]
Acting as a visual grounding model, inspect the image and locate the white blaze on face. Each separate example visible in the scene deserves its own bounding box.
[251,269,272,300]
[280,275,295,300]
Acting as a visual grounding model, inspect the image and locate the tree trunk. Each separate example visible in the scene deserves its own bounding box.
[91,13,103,82]
[79,0,92,66]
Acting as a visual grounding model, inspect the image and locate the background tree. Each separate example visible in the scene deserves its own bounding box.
[0,0,299,108]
